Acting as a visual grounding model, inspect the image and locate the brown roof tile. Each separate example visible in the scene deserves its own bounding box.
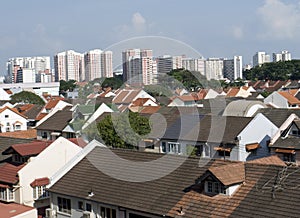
[30,177,50,187]
[0,163,25,184]
[0,202,35,218]
[0,129,37,139]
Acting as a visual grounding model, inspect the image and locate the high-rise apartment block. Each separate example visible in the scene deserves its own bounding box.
[204,58,224,80]
[223,56,243,81]
[84,49,102,81]
[122,49,157,85]
[6,56,51,83]
[182,58,205,75]
[272,50,292,62]
[101,51,113,78]
[54,50,85,82]
[253,51,270,67]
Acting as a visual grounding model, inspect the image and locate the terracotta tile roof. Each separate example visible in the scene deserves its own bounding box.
[2,141,50,156]
[113,89,141,104]
[139,106,161,114]
[245,142,260,151]
[30,177,50,187]
[44,99,60,110]
[131,98,152,106]
[226,88,240,97]
[287,89,299,96]
[278,91,300,105]
[0,106,27,119]
[0,202,36,218]
[208,163,245,186]
[4,89,12,94]
[0,129,37,139]
[36,112,48,121]
[0,163,25,184]
[248,156,286,166]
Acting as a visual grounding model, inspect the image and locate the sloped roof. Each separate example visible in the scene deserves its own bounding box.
[208,163,245,186]
[0,202,36,218]
[112,89,141,104]
[0,129,37,139]
[0,163,25,184]
[30,177,50,187]
[271,136,300,150]
[278,91,300,105]
[248,155,286,166]
[0,106,27,119]
[36,110,72,131]
[226,88,240,97]
[2,141,50,156]
[49,147,299,218]
[0,137,33,162]
[256,108,300,127]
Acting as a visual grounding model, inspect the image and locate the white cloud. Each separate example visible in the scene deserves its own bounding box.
[232,26,244,39]
[132,12,146,32]
[257,0,300,39]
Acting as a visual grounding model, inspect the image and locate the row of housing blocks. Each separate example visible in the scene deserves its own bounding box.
[6,49,292,85]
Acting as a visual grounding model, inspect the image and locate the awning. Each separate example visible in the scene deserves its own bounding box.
[30,177,50,187]
[246,143,260,151]
[0,184,9,188]
[275,148,296,154]
[214,147,232,152]
[51,132,61,136]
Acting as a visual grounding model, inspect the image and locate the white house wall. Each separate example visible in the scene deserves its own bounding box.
[236,113,278,161]
[17,137,82,207]
[264,92,288,108]
[0,109,27,132]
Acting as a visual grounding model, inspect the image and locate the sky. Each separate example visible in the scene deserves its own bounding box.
[1,0,300,74]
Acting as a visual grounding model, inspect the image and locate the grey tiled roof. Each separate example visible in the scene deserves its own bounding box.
[49,147,300,217]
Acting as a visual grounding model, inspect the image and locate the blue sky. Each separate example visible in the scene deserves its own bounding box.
[1,0,300,73]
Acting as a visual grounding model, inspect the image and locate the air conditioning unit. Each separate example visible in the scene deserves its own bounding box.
[83,211,91,218]
[45,208,56,218]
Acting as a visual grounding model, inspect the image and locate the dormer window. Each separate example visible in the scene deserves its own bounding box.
[205,180,227,195]
[13,154,28,163]
[5,115,9,118]
[0,186,14,202]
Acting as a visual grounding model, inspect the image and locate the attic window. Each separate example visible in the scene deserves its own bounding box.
[205,181,226,195]
[5,115,8,118]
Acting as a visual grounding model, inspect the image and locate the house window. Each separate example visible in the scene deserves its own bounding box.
[13,154,27,163]
[78,201,84,210]
[0,187,14,202]
[218,150,230,157]
[283,153,296,162]
[42,132,47,139]
[206,181,226,195]
[6,122,10,126]
[161,142,166,152]
[167,142,181,154]
[5,115,9,118]
[15,125,21,130]
[6,127,10,132]
[33,186,49,199]
[57,197,71,214]
[86,203,92,212]
[100,207,116,218]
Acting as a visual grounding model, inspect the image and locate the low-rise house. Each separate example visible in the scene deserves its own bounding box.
[168,95,196,107]
[46,144,299,218]
[14,104,43,127]
[264,91,300,108]
[0,106,28,132]
[36,109,73,140]
[112,88,156,112]
[0,137,86,217]
[225,87,251,98]
[269,118,300,164]
[151,113,278,161]
[129,98,160,113]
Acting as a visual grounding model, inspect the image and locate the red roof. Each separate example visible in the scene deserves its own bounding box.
[44,99,60,110]
[36,112,48,121]
[0,202,36,218]
[0,106,27,119]
[226,88,240,97]
[3,141,51,156]
[0,163,25,184]
[0,129,37,139]
[278,91,300,105]
[30,177,50,187]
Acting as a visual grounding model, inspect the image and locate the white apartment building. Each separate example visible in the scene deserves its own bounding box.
[204,58,224,80]
[6,56,51,83]
[84,49,102,81]
[122,49,157,85]
[182,57,205,75]
[54,50,85,82]
[273,50,292,62]
[16,68,36,83]
[253,51,270,67]
[101,51,113,78]
[223,56,243,81]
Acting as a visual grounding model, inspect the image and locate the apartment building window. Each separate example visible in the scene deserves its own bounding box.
[33,185,49,199]
[57,196,71,214]
[100,207,116,218]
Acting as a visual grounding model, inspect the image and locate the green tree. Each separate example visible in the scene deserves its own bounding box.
[10,91,45,105]
[96,111,151,149]
[59,80,77,93]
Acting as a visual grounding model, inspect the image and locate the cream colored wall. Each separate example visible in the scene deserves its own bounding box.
[17,137,82,207]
